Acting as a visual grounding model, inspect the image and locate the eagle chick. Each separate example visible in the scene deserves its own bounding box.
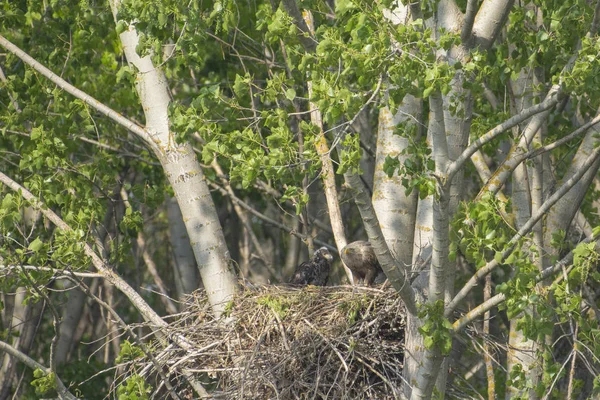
[289,247,333,286]
[340,241,383,286]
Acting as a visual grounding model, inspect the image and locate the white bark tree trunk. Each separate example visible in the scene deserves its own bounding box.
[373,104,419,271]
[108,1,237,316]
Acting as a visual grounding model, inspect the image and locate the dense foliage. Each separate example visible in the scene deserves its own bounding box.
[2,0,600,398]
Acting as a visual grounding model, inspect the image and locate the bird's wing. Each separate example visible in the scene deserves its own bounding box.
[290,261,313,284]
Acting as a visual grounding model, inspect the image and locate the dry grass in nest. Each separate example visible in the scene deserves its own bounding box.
[145,285,407,399]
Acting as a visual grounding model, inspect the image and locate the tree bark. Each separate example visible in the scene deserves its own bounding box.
[373,104,419,273]
[108,0,238,316]
[167,197,200,299]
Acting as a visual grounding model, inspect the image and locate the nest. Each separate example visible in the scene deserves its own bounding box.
[143,285,407,399]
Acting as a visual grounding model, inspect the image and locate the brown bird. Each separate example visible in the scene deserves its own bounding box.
[340,241,383,286]
[289,247,333,286]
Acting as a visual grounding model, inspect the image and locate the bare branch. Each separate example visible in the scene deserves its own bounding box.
[448,93,560,180]
[119,187,178,315]
[65,275,183,400]
[207,180,336,253]
[211,160,278,277]
[0,264,103,278]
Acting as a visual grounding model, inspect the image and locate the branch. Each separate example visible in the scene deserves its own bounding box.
[280,0,317,53]
[483,274,495,400]
[18,267,62,372]
[211,160,278,277]
[476,7,600,197]
[0,65,20,112]
[63,275,183,400]
[446,143,600,317]
[120,187,178,315]
[525,111,600,160]
[461,0,479,43]
[451,238,587,332]
[0,171,167,330]
[590,0,600,37]
[300,9,352,280]
[448,93,560,180]
[0,35,159,153]
[476,85,563,198]
[0,340,77,400]
[137,233,179,315]
[0,264,103,278]
[471,0,515,50]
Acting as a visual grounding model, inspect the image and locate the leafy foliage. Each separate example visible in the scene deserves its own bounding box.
[31,369,56,396]
[116,340,145,364]
[116,374,152,400]
[3,0,600,398]
[418,300,453,356]
[452,193,513,268]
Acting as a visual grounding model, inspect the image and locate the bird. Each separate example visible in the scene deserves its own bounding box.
[340,241,383,286]
[289,247,333,286]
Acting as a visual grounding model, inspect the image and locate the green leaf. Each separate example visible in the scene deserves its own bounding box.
[28,238,44,252]
[233,73,249,97]
[383,156,400,177]
[494,251,503,263]
[505,252,516,264]
[285,88,296,101]
[336,0,356,14]
[115,20,127,34]
[424,335,434,349]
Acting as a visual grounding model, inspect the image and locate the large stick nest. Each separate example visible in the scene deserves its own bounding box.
[148,285,407,399]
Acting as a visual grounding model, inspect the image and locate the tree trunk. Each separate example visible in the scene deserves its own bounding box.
[108,1,238,316]
[167,197,200,299]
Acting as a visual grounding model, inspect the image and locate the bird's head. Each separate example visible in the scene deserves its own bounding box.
[341,241,371,256]
[315,247,334,263]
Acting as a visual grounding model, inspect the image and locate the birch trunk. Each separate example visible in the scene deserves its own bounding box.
[406,1,514,396]
[109,1,237,316]
[505,61,546,398]
[544,128,600,249]
[373,104,419,272]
